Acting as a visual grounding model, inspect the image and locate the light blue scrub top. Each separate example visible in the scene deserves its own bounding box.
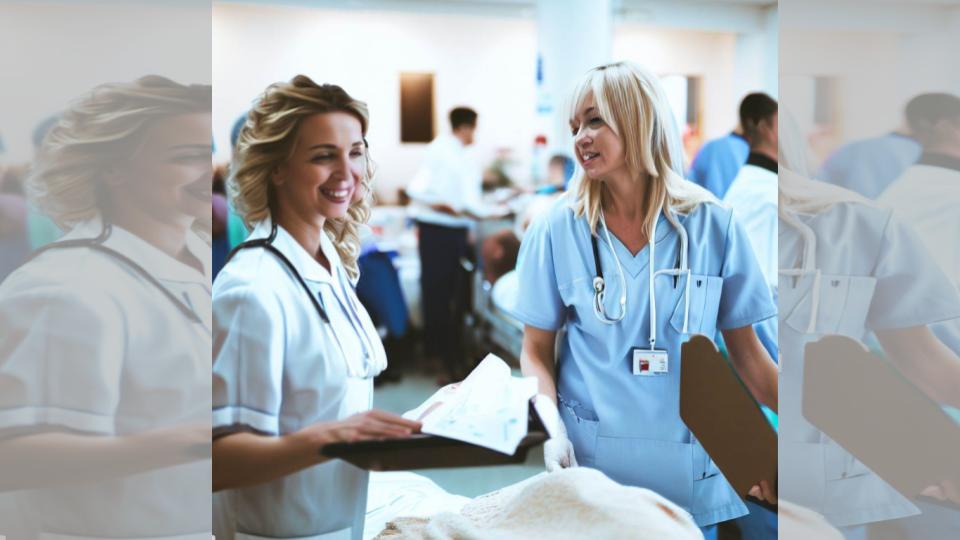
[688,133,750,199]
[817,133,921,199]
[778,201,960,527]
[512,196,776,527]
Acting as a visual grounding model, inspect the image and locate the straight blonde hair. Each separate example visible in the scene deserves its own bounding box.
[568,62,716,237]
[230,75,375,281]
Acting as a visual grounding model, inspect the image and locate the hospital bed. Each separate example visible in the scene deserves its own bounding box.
[470,268,524,363]
[364,472,470,540]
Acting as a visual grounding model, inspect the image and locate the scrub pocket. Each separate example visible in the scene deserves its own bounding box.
[557,395,599,466]
[670,274,723,337]
[691,435,738,517]
[595,436,694,510]
[784,275,876,336]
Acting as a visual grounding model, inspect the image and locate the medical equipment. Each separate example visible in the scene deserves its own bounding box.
[591,207,692,351]
[28,222,206,328]
[226,222,378,377]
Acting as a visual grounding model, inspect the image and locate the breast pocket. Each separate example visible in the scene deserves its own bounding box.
[670,274,723,338]
[784,275,877,337]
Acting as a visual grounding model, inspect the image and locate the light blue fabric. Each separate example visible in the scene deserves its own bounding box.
[512,197,776,527]
[779,200,960,527]
[817,132,921,199]
[687,133,750,198]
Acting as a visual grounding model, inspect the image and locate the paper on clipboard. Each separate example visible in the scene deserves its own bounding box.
[402,354,539,455]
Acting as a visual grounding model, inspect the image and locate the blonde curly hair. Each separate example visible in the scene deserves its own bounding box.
[28,76,211,229]
[230,75,374,281]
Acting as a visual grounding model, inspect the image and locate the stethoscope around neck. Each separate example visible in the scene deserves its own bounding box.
[591,206,692,351]
[27,221,209,334]
[225,221,379,378]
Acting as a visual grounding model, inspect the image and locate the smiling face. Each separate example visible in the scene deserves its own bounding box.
[106,112,212,226]
[570,94,627,181]
[272,111,366,225]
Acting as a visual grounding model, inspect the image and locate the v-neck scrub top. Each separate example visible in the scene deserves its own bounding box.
[511,196,776,526]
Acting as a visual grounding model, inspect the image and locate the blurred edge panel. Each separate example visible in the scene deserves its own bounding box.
[400,72,435,143]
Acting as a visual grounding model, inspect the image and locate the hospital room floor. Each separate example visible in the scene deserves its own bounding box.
[373,372,545,498]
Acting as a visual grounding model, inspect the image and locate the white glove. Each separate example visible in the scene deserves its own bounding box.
[535,395,578,472]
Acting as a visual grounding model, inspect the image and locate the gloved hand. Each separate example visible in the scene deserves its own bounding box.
[535,395,578,472]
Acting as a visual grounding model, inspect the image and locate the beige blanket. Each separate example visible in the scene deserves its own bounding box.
[374,468,703,540]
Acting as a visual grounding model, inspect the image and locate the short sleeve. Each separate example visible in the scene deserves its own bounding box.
[716,211,778,330]
[0,283,123,436]
[510,215,566,331]
[212,284,286,436]
[867,214,960,331]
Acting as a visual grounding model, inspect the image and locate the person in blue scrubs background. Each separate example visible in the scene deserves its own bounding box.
[512,62,779,540]
[817,96,924,199]
[687,100,750,199]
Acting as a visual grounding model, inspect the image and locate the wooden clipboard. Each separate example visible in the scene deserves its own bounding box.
[803,335,960,503]
[321,400,549,471]
[680,335,777,503]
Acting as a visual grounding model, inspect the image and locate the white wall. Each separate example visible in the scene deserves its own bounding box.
[614,25,739,139]
[213,4,538,202]
[0,2,211,163]
[213,3,772,200]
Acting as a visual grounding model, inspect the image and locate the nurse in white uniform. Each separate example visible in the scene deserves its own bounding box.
[0,76,212,539]
[777,115,960,539]
[212,76,420,540]
[513,62,779,539]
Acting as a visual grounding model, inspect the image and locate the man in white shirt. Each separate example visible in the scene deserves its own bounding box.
[720,92,780,540]
[879,93,960,286]
[406,107,482,382]
[723,93,779,288]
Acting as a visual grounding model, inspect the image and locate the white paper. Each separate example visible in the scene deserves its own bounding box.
[403,354,538,454]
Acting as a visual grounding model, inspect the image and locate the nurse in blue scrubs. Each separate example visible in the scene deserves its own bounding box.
[513,62,779,539]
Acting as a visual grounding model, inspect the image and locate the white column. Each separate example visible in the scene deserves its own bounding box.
[535,0,613,182]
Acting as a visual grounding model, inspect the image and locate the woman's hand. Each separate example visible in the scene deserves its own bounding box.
[748,479,777,505]
[213,410,421,492]
[304,409,422,448]
[543,429,578,472]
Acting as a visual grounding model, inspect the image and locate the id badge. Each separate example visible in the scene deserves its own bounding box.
[633,349,669,376]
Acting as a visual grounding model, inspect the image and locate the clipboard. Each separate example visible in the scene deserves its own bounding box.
[680,335,777,505]
[321,400,549,471]
[803,335,960,506]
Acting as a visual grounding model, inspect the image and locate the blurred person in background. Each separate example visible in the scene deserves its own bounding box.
[818,103,921,199]
[724,92,779,289]
[879,92,960,286]
[686,100,750,199]
[0,76,213,539]
[406,106,483,384]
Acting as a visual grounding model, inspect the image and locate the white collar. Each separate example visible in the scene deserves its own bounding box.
[64,216,210,285]
[248,218,342,284]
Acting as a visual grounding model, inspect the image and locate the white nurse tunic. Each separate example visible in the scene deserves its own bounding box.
[213,219,386,540]
[0,217,212,540]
